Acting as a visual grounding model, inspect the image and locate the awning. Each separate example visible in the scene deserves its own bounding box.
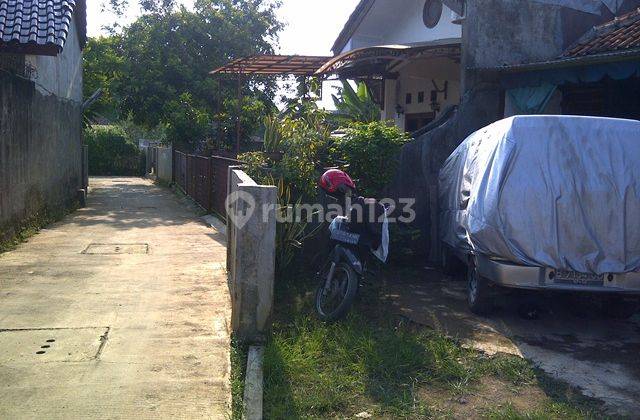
[472,48,640,88]
[316,39,461,78]
[210,55,331,76]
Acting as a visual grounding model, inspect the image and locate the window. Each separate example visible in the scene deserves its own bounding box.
[405,93,412,104]
[418,91,425,103]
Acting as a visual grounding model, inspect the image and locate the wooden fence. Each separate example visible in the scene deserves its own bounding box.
[173,150,242,216]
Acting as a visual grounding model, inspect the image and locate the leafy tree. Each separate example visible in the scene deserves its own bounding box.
[83,36,124,121]
[164,93,212,151]
[85,0,283,151]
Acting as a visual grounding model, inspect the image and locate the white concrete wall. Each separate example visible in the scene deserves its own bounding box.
[342,0,461,53]
[156,146,173,183]
[25,20,83,102]
[383,57,461,130]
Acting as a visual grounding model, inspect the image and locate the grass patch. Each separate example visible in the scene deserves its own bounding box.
[0,203,78,254]
[263,268,606,419]
[482,401,604,420]
[230,337,248,420]
[153,177,172,189]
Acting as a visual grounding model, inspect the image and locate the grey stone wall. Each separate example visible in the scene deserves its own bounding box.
[0,74,83,241]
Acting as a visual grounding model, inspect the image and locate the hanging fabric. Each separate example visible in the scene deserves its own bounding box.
[507,83,557,114]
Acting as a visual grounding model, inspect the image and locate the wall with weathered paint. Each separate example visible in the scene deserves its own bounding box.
[25,21,84,102]
[342,0,461,53]
[226,168,276,343]
[0,35,83,240]
[383,57,461,128]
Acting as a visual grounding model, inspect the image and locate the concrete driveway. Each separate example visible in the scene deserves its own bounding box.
[0,178,230,419]
[385,269,640,416]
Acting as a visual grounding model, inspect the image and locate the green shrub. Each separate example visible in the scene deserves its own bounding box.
[240,108,332,199]
[331,121,410,197]
[85,125,145,176]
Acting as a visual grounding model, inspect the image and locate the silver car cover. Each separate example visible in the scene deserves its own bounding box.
[439,115,640,274]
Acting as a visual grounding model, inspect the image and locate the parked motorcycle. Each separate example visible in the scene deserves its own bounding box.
[314,170,389,322]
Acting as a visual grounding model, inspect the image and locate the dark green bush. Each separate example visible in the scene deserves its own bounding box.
[85,125,145,176]
[330,121,410,197]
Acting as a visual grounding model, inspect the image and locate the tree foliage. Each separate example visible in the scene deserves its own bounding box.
[330,121,410,197]
[84,0,283,151]
[83,36,123,120]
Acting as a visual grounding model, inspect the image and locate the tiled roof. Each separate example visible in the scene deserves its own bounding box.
[563,7,640,58]
[0,0,86,56]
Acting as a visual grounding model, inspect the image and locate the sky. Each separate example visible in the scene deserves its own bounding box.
[86,0,361,108]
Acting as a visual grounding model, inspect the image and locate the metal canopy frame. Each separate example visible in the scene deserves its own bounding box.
[316,41,462,78]
[210,54,331,76]
[209,54,331,154]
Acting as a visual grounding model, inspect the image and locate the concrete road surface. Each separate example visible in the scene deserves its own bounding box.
[386,269,640,416]
[0,178,230,419]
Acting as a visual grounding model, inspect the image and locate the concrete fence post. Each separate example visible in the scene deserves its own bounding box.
[82,144,89,190]
[227,167,277,343]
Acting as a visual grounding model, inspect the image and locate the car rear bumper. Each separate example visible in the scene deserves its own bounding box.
[475,254,640,294]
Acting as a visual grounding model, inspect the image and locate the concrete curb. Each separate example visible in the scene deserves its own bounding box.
[243,346,264,420]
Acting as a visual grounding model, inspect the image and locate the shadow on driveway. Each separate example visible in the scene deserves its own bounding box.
[383,266,640,416]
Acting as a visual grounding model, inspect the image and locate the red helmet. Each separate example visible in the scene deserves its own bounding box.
[319,169,356,195]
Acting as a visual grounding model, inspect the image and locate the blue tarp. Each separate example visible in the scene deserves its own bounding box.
[500,60,640,89]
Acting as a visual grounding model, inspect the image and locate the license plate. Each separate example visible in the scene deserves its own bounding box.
[554,270,604,286]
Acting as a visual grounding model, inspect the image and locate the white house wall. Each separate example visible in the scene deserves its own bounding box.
[342,0,462,53]
[383,57,461,129]
[25,20,83,102]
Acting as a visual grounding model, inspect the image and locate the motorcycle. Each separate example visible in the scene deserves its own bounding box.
[314,199,389,322]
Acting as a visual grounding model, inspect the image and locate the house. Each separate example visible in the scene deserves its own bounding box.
[0,0,87,241]
[318,0,464,132]
[208,1,640,258]
[324,0,640,259]
[479,5,640,120]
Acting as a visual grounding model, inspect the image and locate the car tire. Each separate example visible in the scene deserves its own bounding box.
[601,297,639,320]
[467,258,494,316]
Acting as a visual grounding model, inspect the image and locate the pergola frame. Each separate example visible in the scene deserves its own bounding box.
[209,55,331,153]
[210,54,331,76]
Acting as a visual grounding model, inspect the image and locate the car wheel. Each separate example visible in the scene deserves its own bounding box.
[467,259,493,315]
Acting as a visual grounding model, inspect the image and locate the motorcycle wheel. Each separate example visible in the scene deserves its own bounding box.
[315,262,359,322]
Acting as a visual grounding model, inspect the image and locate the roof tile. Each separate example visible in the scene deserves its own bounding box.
[0,0,85,55]
[563,8,640,57]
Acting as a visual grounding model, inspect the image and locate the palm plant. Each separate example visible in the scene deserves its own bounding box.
[332,80,380,124]
[263,115,284,153]
[271,176,323,274]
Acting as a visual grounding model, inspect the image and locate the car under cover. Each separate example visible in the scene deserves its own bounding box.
[439,115,640,275]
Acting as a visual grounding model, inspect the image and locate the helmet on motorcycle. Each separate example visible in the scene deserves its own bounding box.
[319,169,356,196]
